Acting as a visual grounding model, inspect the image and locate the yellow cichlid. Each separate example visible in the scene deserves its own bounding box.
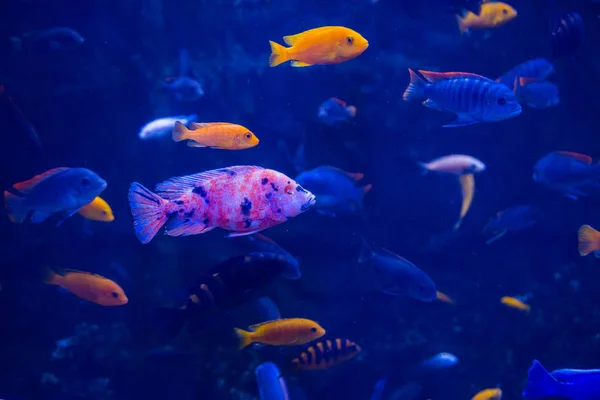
[456,1,517,34]
[172,121,259,150]
[77,196,114,222]
[234,318,325,349]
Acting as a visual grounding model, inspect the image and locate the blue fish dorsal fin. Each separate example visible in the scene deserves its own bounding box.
[12,167,70,194]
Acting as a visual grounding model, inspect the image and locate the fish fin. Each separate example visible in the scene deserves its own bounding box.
[188,122,224,130]
[281,262,302,280]
[358,237,373,263]
[362,184,373,196]
[171,121,189,142]
[523,360,563,400]
[486,229,507,244]
[443,114,479,128]
[554,151,593,165]
[578,225,600,256]
[128,182,169,244]
[4,191,28,223]
[248,320,278,330]
[54,207,81,226]
[290,61,312,67]
[152,307,189,343]
[453,217,464,231]
[346,172,364,181]
[456,14,468,34]
[282,33,302,46]
[380,287,404,296]
[519,77,537,86]
[11,167,69,194]
[187,141,206,148]
[346,105,357,117]
[40,266,61,285]
[403,69,427,101]
[226,230,260,238]
[234,327,254,349]
[164,218,213,237]
[155,166,264,200]
[316,209,337,217]
[269,41,289,67]
[187,114,198,123]
[418,70,491,82]
[422,98,443,111]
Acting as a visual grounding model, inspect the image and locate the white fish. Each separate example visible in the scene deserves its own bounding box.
[138,114,197,140]
[419,154,486,175]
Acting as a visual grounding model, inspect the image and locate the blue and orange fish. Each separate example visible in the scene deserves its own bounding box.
[533,151,600,198]
[318,97,356,125]
[403,69,522,127]
[513,78,560,110]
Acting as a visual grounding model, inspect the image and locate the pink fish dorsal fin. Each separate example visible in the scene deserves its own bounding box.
[555,151,593,164]
[62,269,104,278]
[331,97,347,107]
[12,167,70,194]
[248,319,280,331]
[346,172,364,181]
[418,70,492,83]
[283,33,302,46]
[519,77,536,86]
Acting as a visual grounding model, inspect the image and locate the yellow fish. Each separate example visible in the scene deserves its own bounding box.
[77,196,114,222]
[234,318,325,349]
[454,173,474,230]
[500,296,530,312]
[172,121,259,150]
[44,268,127,306]
[471,388,502,400]
[456,1,517,34]
[269,26,368,67]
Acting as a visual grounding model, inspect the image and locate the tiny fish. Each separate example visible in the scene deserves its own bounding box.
[138,115,197,140]
[161,77,204,102]
[234,318,326,349]
[500,296,530,312]
[419,154,486,175]
[577,225,600,256]
[472,388,502,400]
[483,205,536,244]
[295,166,371,217]
[420,352,459,371]
[496,58,554,88]
[4,167,107,224]
[77,197,114,222]
[514,78,560,110]
[172,121,259,150]
[255,362,289,400]
[269,26,369,67]
[523,360,600,400]
[318,97,356,125]
[551,12,584,60]
[533,151,600,198]
[128,166,315,244]
[291,338,361,371]
[456,2,517,34]
[43,267,127,306]
[454,173,474,230]
[359,239,437,301]
[436,290,454,304]
[403,69,521,127]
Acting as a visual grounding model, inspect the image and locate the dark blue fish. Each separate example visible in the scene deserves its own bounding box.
[255,362,289,400]
[523,360,600,400]
[370,376,388,400]
[388,382,422,400]
[12,27,85,51]
[551,12,584,60]
[533,151,600,198]
[483,205,536,244]
[514,79,560,110]
[358,239,437,301]
[162,48,205,102]
[495,58,555,87]
[246,233,301,279]
[317,97,356,125]
[255,296,282,321]
[403,70,521,127]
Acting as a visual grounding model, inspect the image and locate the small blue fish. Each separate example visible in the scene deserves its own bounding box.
[255,362,289,400]
[162,49,205,102]
[370,376,388,400]
[533,151,600,198]
[483,205,536,244]
[4,167,107,224]
[255,296,282,321]
[523,360,600,400]
[514,78,559,109]
[419,352,459,371]
[318,97,356,125]
[403,69,522,127]
[358,239,437,301]
[496,58,554,87]
[295,166,371,217]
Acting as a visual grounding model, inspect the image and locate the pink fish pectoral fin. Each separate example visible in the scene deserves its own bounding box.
[443,114,479,128]
[226,230,261,238]
[165,219,214,237]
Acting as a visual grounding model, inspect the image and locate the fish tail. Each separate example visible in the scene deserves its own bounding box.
[268,41,288,67]
[40,266,61,285]
[578,225,600,256]
[346,105,357,117]
[153,306,189,342]
[128,183,169,244]
[4,190,28,223]
[234,328,254,349]
[362,184,373,198]
[172,121,189,142]
[456,14,468,35]
[522,360,563,400]
[402,69,427,101]
[358,237,373,263]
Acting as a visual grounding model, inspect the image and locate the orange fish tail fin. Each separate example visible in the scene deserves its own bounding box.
[234,328,254,349]
[128,182,169,244]
[403,69,427,101]
[172,121,189,142]
[346,105,357,117]
[268,41,288,67]
[41,267,61,285]
[4,191,28,223]
[578,225,600,256]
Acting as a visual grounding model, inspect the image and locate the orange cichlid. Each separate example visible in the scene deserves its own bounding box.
[172,121,259,150]
[234,318,326,349]
[43,268,128,306]
[500,296,530,312]
[456,1,517,34]
[269,26,368,68]
[578,224,600,256]
[436,291,454,304]
[471,388,502,400]
[454,173,474,230]
[77,196,114,222]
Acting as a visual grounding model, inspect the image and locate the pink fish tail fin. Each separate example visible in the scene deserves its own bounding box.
[172,121,188,142]
[346,105,357,117]
[4,190,27,223]
[362,184,373,197]
[403,69,427,101]
[128,182,169,244]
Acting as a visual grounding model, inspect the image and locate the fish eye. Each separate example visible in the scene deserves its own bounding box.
[346,36,354,45]
[497,97,507,106]
[81,178,91,186]
[111,292,119,299]
[245,132,252,139]
[502,8,508,14]
[310,327,317,333]
[101,210,107,215]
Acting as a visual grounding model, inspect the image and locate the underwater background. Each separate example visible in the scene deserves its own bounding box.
[1,0,600,399]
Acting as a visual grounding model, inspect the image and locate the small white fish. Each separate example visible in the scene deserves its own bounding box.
[419,154,486,175]
[138,114,197,140]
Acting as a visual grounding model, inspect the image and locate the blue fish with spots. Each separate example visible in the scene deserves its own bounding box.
[403,69,522,127]
[496,58,554,87]
[523,360,600,400]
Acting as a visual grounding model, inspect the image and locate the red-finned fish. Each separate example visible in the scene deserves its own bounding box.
[513,78,560,110]
[234,318,326,349]
[128,166,316,244]
[43,268,127,306]
[578,225,600,256]
[456,2,517,35]
[500,296,530,312]
[291,338,361,370]
[419,154,486,175]
[532,151,600,199]
[318,97,356,125]
[77,196,114,222]
[269,26,369,67]
[172,121,259,150]
[454,173,475,230]
[403,69,522,127]
[4,168,107,224]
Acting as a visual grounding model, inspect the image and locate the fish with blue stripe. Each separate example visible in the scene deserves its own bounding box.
[291,338,360,371]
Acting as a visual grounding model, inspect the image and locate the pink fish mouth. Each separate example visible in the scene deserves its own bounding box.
[301,196,316,211]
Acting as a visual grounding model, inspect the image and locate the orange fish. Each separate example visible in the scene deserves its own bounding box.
[77,196,114,222]
[456,1,517,34]
[577,224,600,256]
[500,296,530,312]
[436,291,454,304]
[269,26,368,67]
[471,388,502,400]
[234,318,325,349]
[44,268,128,306]
[454,173,474,230]
[291,338,361,370]
[172,121,259,150]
